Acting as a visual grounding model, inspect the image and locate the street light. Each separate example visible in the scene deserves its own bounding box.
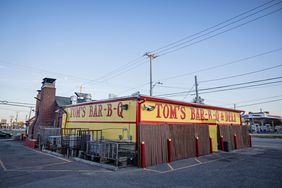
[151,81,163,96]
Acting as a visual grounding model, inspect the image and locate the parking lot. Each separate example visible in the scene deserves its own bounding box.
[1,137,282,188]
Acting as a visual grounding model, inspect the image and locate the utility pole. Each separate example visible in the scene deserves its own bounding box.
[144,52,157,96]
[194,75,199,103]
[234,104,236,109]
[15,112,18,123]
[80,84,84,93]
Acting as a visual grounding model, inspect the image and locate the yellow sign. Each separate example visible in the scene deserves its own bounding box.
[141,101,241,125]
[65,100,136,123]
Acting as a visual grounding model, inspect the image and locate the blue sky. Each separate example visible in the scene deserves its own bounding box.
[0,0,281,121]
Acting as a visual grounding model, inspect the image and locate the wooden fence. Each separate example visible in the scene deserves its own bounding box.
[139,124,250,167]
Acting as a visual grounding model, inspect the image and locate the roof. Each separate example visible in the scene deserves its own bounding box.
[242,113,281,120]
[141,95,243,113]
[55,96,71,107]
[64,94,243,113]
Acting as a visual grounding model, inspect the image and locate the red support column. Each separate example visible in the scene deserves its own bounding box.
[167,138,172,163]
[234,134,237,150]
[249,135,252,147]
[195,137,200,157]
[220,136,224,151]
[141,141,145,168]
[209,137,213,153]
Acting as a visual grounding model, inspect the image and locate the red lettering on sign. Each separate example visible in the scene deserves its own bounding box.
[163,104,170,118]
[89,105,101,117]
[170,105,178,119]
[155,103,186,120]
[190,108,206,120]
[89,106,93,117]
[107,104,112,117]
[70,107,86,118]
[81,107,86,117]
[200,109,205,120]
[155,103,163,118]
[191,108,196,120]
[180,106,186,120]
[195,108,200,120]
[215,111,219,121]
[117,102,124,118]
[221,112,224,121]
[208,110,212,119]
[98,105,102,117]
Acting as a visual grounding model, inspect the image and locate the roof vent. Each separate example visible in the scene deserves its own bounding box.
[75,92,92,103]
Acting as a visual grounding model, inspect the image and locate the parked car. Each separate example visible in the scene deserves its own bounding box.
[0,131,12,138]
[265,124,271,132]
[251,124,260,133]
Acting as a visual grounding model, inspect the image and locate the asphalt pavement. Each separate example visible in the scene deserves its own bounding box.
[0,137,282,188]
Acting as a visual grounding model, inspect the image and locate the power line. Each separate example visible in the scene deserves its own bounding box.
[0,100,35,106]
[183,84,195,100]
[158,6,282,56]
[159,47,282,81]
[234,94,282,104]
[199,76,282,92]
[119,47,282,95]
[155,76,282,97]
[158,85,190,90]
[61,57,147,95]
[200,64,282,83]
[205,94,282,107]
[63,0,282,89]
[151,0,277,54]
[87,56,146,83]
[84,0,282,86]
[116,81,151,96]
[237,98,282,107]
[0,103,34,108]
[157,64,282,91]
[0,100,35,108]
[196,80,282,95]
[0,60,92,82]
[0,107,30,113]
[93,58,147,83]
[159,82,282,98]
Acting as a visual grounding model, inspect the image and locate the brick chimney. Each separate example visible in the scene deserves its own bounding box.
[35,90,41,117]
[33,78,56,139]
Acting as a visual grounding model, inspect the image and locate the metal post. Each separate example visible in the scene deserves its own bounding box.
[167,139,172,163]
[195,75,199,103]
[234,134,237,150]
[141,141,145,168]
[209,137,213,153]
[220,136,224,151]
[195,137,200,157]
[249,135,252,147]
[150,57,152,96]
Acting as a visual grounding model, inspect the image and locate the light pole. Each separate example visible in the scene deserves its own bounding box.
[144,52,157,96]
[194,75,199,103]
[152,81,163,96]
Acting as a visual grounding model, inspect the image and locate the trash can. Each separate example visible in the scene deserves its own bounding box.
[224,141,230,152]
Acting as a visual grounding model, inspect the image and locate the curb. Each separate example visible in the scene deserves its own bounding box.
[41,149,65,157]
[73,157,118,171]
[40,149,118,171]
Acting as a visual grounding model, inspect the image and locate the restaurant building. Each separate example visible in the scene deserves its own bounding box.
[63,94,250,167]
[27,78,250,167]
